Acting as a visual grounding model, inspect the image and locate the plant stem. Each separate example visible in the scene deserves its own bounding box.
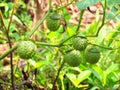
[1,2,16,89]
[76,10,85,33]
[36,42,59,47]
[52,60,65,90]
[58,10,85,46]
[28,0,52,37]
[6,0,17,89]
[89,43,120,50]
[86,0,106,37]
[0,10,7,30]
[27,12,50,37]
[0,45,18,60]
[59,34,77,46]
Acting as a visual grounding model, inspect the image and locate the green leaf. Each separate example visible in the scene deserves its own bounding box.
[76,0,100,10]
[78,70,91,84]
[66,73,79,87]
[107,0,120,8]
[90,68,102,81]
[92,66,107,86]
[66,70,91,87]
[106,64,119,75]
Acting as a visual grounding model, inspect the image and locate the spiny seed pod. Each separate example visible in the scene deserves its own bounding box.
[46,12,61,31]
[85,46,100,64]
[17,41,37,59]
[64,50,81,67]
[73,37,88,51]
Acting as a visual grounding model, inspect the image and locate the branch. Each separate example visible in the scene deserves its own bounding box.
[36,42,59,47]
[86,0,107,37]
[89,43,120,50]
[27,0,52,37]
[0,45,18,60]
[52,60,65,90]
[76,10,85,33]
[59,34,77,46]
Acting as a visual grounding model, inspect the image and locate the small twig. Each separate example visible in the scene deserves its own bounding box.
[52,60,65,90]
[0,10,7,30]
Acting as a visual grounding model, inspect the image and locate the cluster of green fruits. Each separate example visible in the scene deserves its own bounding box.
[64,37,101,67]
[17,12,101,68]
[17,12,62,59]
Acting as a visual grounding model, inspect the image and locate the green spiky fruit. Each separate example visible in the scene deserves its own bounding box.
[17,41,37,59]
[85,46,100,64]
[64,50,81,67]
[73,37,88,51]
[46,12,61,31]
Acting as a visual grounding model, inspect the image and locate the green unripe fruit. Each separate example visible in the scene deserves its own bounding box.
[73,37,88,51]
[85,46,100,64]
[64,50,81,67]
[17,41,37,59]
[46,12,61,31]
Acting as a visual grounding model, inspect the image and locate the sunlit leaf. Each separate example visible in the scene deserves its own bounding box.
[66,73,79,87]
[106,64,119,75]
[66,70,91,87]
[78,70,91,84]
[92,66,106,84]
[36,61,45,68]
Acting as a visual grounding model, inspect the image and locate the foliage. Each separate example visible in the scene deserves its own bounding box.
[0,0,120,90]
